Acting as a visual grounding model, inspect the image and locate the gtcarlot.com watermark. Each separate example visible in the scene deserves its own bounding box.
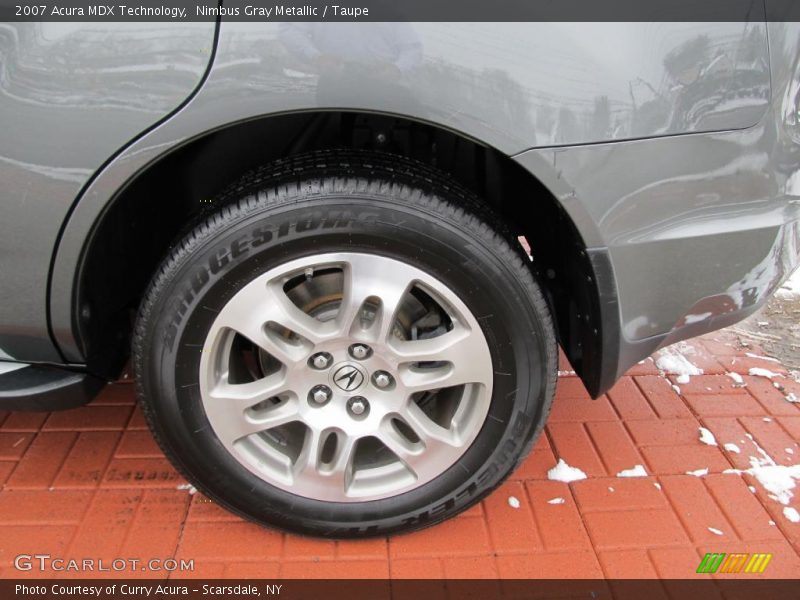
[14,554,194,573]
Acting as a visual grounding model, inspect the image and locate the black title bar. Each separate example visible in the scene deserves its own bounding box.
[4,0,800,23]
[2,579,799,600]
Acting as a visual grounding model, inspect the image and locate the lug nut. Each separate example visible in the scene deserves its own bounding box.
[309,385,332,406]
[372,371,394,389]
[349,344,372,360]
[347,396,369,417]
[309,352,332,370]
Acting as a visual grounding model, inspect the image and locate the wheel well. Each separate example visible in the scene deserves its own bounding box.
[77,111,607,394]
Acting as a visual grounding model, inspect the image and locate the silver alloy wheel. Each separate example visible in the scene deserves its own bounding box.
[199,252,493,502]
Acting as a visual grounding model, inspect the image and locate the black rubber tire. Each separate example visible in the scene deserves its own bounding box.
[133,150,557,538]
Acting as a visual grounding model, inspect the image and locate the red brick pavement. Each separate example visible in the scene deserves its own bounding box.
[0,331,798,579]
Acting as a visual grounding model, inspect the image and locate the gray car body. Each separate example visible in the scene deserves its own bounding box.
[1,20,800,401]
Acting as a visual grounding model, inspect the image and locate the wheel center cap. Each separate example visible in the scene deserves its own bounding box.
[331,363,367,392]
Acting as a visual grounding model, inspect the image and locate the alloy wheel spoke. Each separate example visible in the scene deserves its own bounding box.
[293,430,357,495]
[323,435,358,492]
[393,326,492,392]
[339,255,415,342]
[209,372,288,406]
[217,282,335,365]
[401,402,460,452]
[210,396,301,443]
[377,426,425,474]
[293,427,325,480]
[262,282,339,344]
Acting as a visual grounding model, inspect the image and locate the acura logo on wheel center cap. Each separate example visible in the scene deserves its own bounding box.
[332,364,366,392]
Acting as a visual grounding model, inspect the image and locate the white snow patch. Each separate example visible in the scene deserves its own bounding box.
[656,352,703,377]
[176,483,197,495]
[776,266,800,298]
[749,486,757,494]
[672,384,682,394]
[616,464,648,478]
[676,374,691,385]
[687,468,709,477]
[558,370,577,377]
[724,443,741,454]
[785,393,799,403]
[608,486,615,492]
[784,507,800,523]
[739,434,800,504]
[685,312,712,324]
[654,482,662,490]
[547,497,566,505]
[547,459,587,483]
[703,428,800,509]
[749,461,800,505]
[769,520,776,526]
[763,417,773,423]
[699,427,717,446]
[787,448,795,455]
[726,372,745,385]
[507,496,521,509]
[749,367,783,379]
[707,527,724,536]
[745,352,780,363]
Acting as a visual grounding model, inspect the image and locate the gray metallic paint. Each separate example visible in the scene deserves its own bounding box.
[516,22,800,379]
[1,20,799,394]
[0,22,215,361]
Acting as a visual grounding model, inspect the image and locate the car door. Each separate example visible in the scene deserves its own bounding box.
[0,22,216,362]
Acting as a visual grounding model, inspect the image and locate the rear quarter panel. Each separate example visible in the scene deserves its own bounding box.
[46,21,773,367]
[180,21,770,152]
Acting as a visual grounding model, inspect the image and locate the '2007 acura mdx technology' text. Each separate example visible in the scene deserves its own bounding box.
[1,10,799,536]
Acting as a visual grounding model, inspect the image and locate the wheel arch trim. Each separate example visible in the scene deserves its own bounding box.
[49,108,620,398]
